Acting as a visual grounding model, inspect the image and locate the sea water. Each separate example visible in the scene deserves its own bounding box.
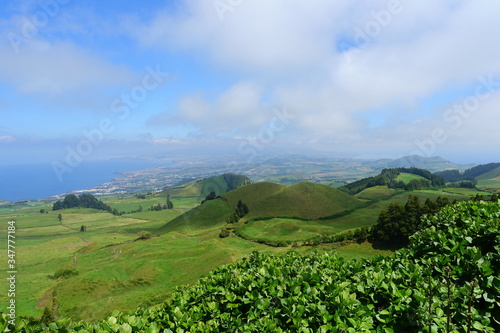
[0,160,168,201]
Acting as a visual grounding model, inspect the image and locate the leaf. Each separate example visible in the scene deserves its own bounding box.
[108,316,117,326]
[473,321,485,330]
[120,323,133,333]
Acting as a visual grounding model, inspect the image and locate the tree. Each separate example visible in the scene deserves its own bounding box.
[58,213,62,222]
[40,209,46,214]
[369,195,453,249]
[226,200,249,224]
[80,225,87,232]
[166,194,174,209]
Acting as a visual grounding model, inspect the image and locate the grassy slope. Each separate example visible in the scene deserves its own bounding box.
[224,181,362,220]
[161,174,251,198]
[355,186,402,200]
[476,166,500,189]
[157,198,233,235]
[396,172,426,183]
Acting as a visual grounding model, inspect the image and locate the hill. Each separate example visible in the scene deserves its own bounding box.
[157,198,233,234]
[159,181,363,235]
[223,181,362,220]
[370,155,472,171]
[435,162,500,190]
[161,173,252,198]
[339,167,446,195]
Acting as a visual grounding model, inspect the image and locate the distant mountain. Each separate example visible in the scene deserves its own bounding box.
[371,155,473,172]
[161,173,252,198]
[158,181,363,235]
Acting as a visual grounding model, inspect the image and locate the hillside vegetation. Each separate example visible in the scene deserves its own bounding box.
[158,182,364,244]
[0,171,492,323]
[223,181,362,220]
[8,200,500,332]
[161,174,252,198]
[340,167,446,195]
[435,163,500,191]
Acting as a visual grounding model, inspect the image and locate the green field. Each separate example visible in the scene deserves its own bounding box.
[237,218,336,242]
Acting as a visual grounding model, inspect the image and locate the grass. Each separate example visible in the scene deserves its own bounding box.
[158,198,233,235]
[237,218,336,242]
[224,182,363,220]
[355,186,402,200]
[396,172,426,183]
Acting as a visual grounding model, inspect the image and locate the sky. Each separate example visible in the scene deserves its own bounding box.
[1,0,500,167]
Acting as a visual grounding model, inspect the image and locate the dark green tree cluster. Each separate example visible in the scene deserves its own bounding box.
[436,162,500,183]
[402,178,431,191]
[226,200,249,224]
[471,193,499,202]
[463,162,500,179]
[149,195,174,211]
[166,194,174,209]
[369,195,450,248]
[53,194,116,214]
[447,179,477,188]
[201,191,218,204]
[435,169,465,182]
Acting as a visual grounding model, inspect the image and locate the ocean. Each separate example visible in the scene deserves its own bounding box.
[0,160,168,201]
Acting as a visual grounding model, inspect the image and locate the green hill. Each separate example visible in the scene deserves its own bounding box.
[385,155,468,171]
[157,198,233,235]
[476,165,500,189]
[434,163,500,190]
[161,173,252,198]
[223,181,362,220]
[159,181,363,235]
[340,167,446,195]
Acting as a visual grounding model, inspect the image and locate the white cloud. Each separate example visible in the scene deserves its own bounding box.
[0,135,15,143]
[133,1,500,149]
[150,81,272,134]
[0,40,135,96]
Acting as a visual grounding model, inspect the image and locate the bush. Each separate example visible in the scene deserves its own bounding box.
[219,228,230,238]
[51,267,79,279]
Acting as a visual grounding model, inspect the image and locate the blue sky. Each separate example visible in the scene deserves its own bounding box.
[1,0,500,166]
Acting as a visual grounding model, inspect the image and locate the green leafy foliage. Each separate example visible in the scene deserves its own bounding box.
[50,267,79,279]
[53,193,119,215]
[7,200,500,332]
[369,195,450,248]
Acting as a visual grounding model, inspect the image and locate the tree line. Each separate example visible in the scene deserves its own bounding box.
[435,162,500,182]
[369,193,500,249]
[340,167,446,195]
[52,194,120,215]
